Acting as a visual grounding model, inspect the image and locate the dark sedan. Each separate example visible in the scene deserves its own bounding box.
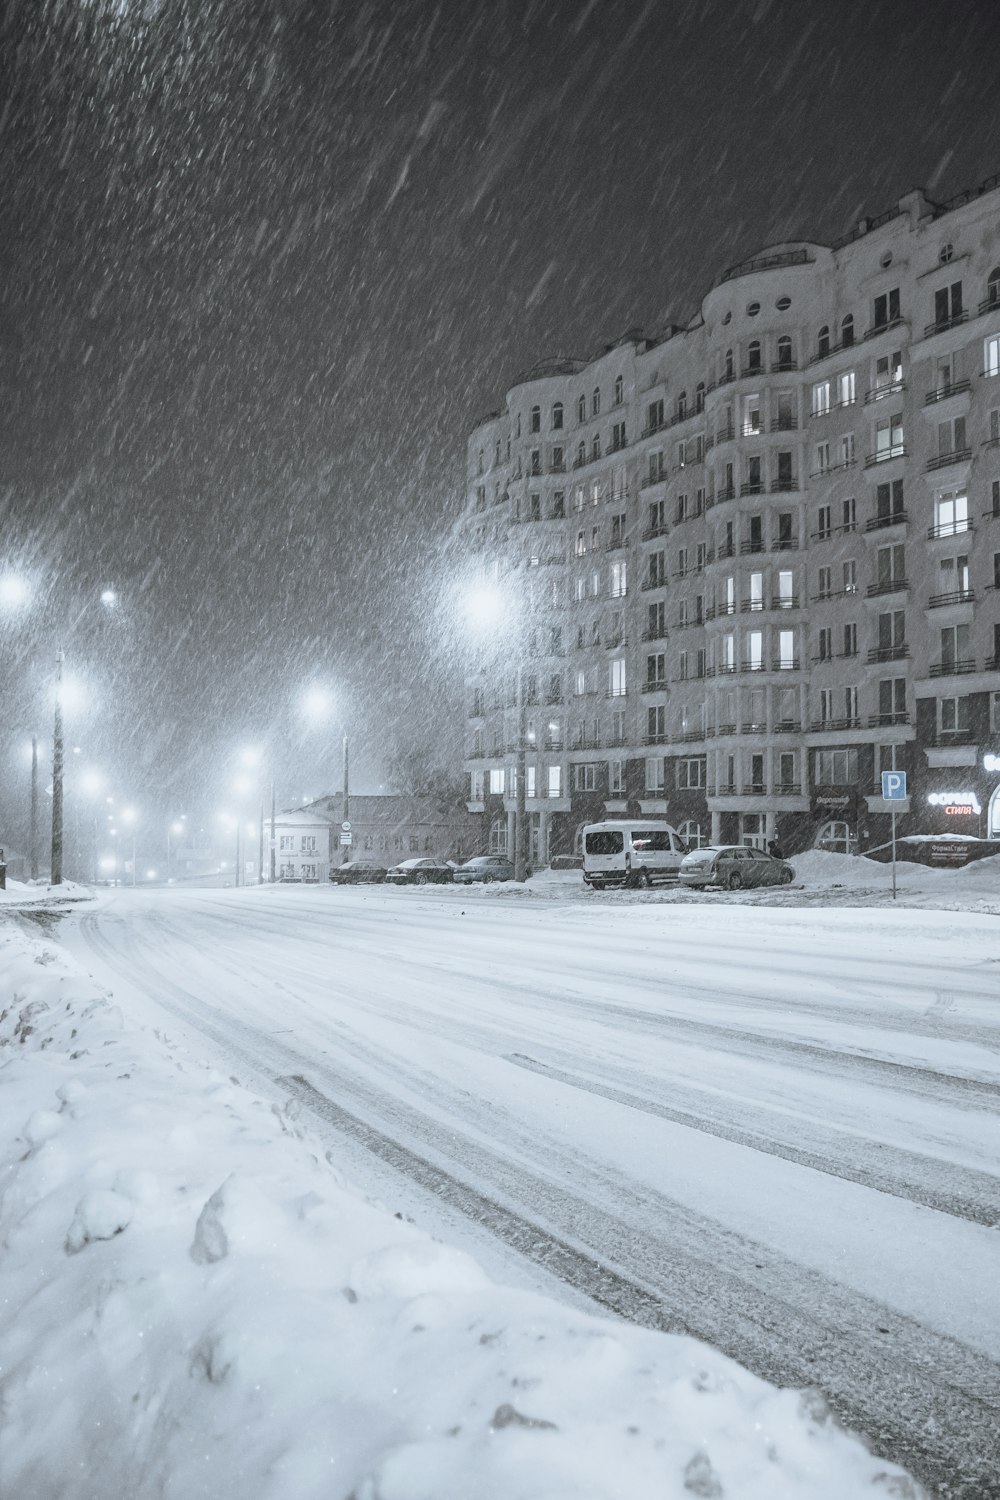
[329,862,387,885]
[385,857,454,886]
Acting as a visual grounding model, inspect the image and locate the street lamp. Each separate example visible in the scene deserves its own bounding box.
[461,581,529,882]
[301,683,350,865]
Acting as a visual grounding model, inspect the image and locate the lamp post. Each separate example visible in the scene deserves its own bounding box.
[462,581,529,883]
[51,651,65,884]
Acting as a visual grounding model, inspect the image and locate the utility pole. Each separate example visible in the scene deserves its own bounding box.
[341,733,350,864]
[30,734,38,880]
[51,651,64,885]
[514,664,528,882]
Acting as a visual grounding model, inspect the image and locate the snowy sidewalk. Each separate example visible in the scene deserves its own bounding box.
[0,917,925,1499]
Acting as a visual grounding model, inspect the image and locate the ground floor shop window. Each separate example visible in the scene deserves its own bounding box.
[816,819,853,853]
[989,785,1000,840]
[741,812,765,848]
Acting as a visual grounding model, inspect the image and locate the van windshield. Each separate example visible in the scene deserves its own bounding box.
[585,830,624,855]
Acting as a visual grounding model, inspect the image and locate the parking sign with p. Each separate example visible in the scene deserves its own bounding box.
[881,770,907,801]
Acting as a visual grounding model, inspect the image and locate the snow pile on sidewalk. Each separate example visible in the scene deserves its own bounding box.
[0,920,925,1500]
[0,877,93,905]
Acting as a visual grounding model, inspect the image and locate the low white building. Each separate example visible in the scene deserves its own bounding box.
[271,807,335,882]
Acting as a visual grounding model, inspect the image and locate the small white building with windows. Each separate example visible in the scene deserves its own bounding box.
[272,807,335,882]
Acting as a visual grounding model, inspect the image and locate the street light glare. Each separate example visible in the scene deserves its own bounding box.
[100,589,117,608]
[0,573,31,610]
[301,684,334,722]
[462,581,507,632]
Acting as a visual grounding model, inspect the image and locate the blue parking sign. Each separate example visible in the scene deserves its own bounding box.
[881,770,907,800]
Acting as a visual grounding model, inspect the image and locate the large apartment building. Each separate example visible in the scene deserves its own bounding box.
[461,173,1000,864]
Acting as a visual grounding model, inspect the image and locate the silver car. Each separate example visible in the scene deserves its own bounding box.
[452,854,515,885]
[678,844,794,891]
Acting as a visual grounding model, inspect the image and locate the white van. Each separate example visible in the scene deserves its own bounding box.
[582,820,688,889]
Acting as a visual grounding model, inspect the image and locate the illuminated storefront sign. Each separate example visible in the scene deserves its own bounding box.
[984,753,1000,773]
[927,791,981,816]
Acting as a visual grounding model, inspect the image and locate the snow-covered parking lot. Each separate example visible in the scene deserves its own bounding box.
[2,855,999,1498]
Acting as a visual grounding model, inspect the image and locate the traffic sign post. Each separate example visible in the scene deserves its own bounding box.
[340,819,353,849]
[881,770,907,901]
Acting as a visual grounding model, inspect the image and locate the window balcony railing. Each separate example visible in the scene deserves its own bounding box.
[641,576,667,592]
[868,712,910,727]
[775,782,802,796]
[740,722,769,735]
[741,421,763,438]
[641,626,669,641]
[864,379,906,404]
[770,477,800,493]
[932,728,976,746]
[771,658,801,672]
[641,470,668,490]
[741,597,765,613]
[741,783,768,796]
[926,447,972,472]
[928,588,975,608]
[809,717,862,732]
[867,645,909,663]
[770,416,798,431]
[714,421,736,444]
[927,520,972,540]
[923,379,972,405]
[866,578,909,596]
[605,536,629,552]
[772,537,799,552]
[604,688,628,699]
[708,782,738,797]
[641,678,669,693]
[714,723,737,737]
[641,523,669,541]
[643,732,669,746]
[714,541,736,559]
[865,509,908,531]
[863,314,905,341]
[572,735,603,751]
[978,293,1000,316]
[739,539,766,555]
[923,311,968,339]
[864,445,906,467]
[545,693,564,705]
[771,357,798,372]
[714,483,737,503]
[740,481,764,497]
[774,719,802,734]
[543,737,564,751]
[929,658,977,677]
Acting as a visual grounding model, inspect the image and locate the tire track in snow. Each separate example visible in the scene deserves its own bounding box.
[505,1052,1000,1227]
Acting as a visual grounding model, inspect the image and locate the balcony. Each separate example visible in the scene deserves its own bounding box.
[739,539,766,555]
[641,575,667,592]
[771,358,798,373]
[864,445,906,468]
[774,782,802,796]
[641,627,669,641]
[927,520,972,540]
[641,523,669,541]
[774,719,801,734]
[643,732,669,746]
[978,294,1000,316]
[741,783,768,796]
[715,541,736,559]
[932,728,976,746]
[923,379,972,406]
[929,658,977,677]
[863,314,905,341]
[868,712,910,727]
[928,589,975,608]
[740,481,764,497]
[545,693,564,705]
[770,477,800,493]
[865,509,908,531]
[809,717,861,732]
[866,645,909,663]
[772,537,799,552]
[571,735,602,751]
[641,470,668,490]
[771,658,801,672]
[923,311,968,339]
[926,447,972,472]
[770,416,798,434]
[641,678,669,693]
[866,578,909,597]
[864,379,906,404]
[605,536,629,552]
[714,483,736,503]
[708,782,738,796]
[543,737,564,751]
[719,247,811,283]
[713,421,736,445]
[740,722,769,735]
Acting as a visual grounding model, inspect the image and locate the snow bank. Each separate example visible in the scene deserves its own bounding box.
[0,919,926,1499]
[0,877,93,905]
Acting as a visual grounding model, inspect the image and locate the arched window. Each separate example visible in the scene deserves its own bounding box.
[614,374,624,405]
[530,405,540,433]
[695,382,705,413]
[576,439,586,466]
[747,339,761,372]
[840,313,854,347]
[817,324,830,357]
[592,387,601,416]
[552,401,563,430]
[678,820,705,849]
[776,335,793,369]
[489,817,508,855]
[724,348,734,380]
[987,266,1000,310]
[677,390,687,419]
[816,819,853,854]
[577,393,586,423]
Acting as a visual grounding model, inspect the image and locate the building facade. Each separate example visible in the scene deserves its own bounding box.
[463,174,1000,862]
[275,795,482,878]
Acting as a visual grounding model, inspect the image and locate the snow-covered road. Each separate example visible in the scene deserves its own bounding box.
[60,884,1000,1499]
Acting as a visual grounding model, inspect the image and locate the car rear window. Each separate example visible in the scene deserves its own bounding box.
[586,831,624,855]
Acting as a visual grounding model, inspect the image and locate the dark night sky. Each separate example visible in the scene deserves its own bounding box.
[3,0,1000,838]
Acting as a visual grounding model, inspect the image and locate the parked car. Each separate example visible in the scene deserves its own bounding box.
[329,861,387,885]
[582,820,687,889]
[678,844,795,891]
[452,854,515,885]
[385,857,454,886]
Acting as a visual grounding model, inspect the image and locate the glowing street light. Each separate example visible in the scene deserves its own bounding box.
[0,572,31,611]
